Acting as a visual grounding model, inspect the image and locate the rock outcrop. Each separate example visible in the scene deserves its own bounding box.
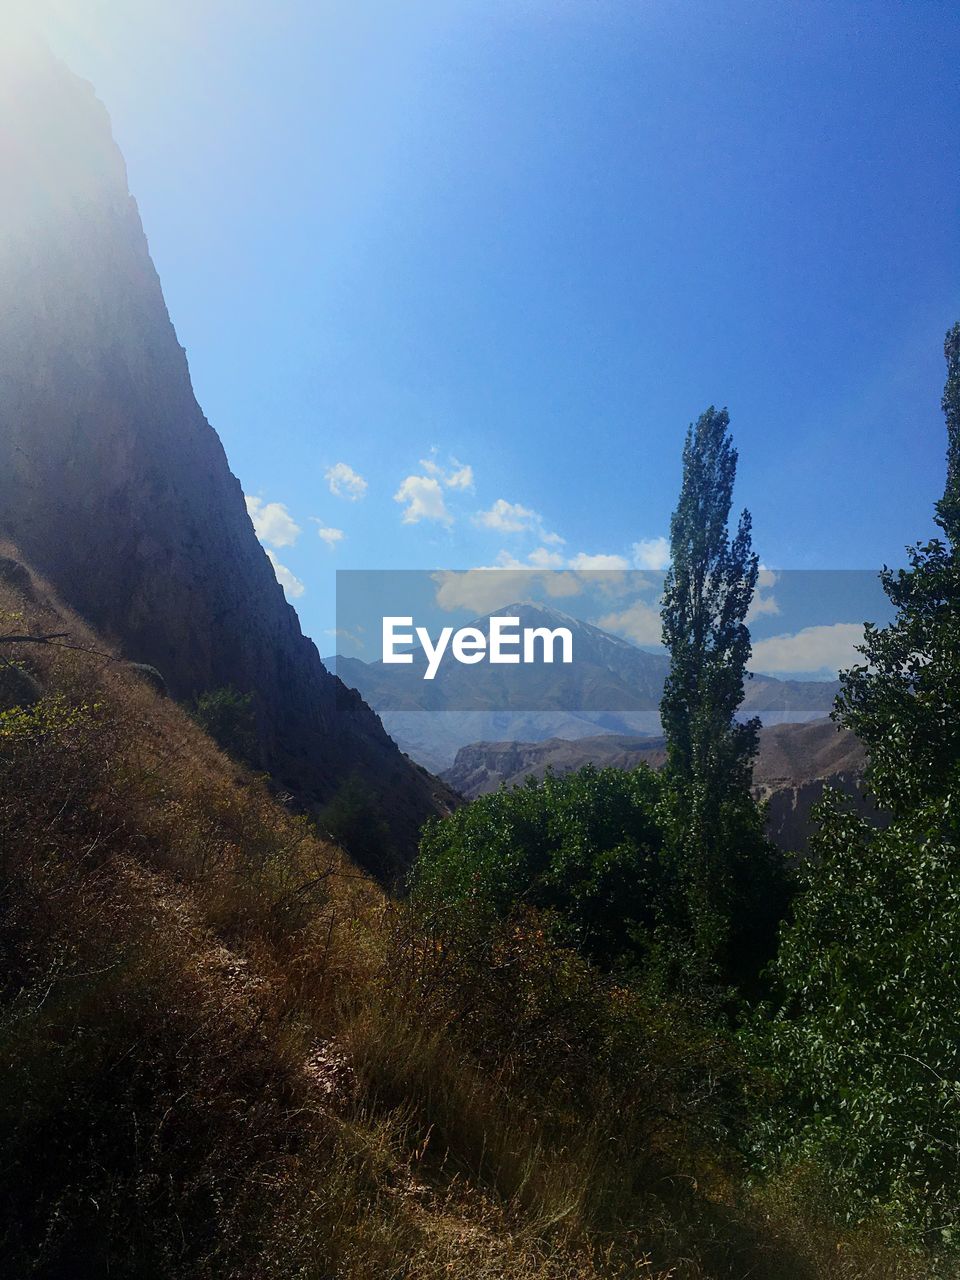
[0,40,452,868]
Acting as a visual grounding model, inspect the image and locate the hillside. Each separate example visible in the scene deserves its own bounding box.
[331,602,840,770]
[0,551,910,1278]
[0,40,449,866]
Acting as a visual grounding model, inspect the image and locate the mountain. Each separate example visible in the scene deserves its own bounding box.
[442,717,865,796]
[0,42,451,868]
[749,718,878,853]
[331,601,840,770]
[442,733,667,796]
[442,718,878,853]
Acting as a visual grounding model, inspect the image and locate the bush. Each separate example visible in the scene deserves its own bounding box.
[413,765,665,970]
[190,685,258,766]
[756,790,960,1247]
[318,773,397,876]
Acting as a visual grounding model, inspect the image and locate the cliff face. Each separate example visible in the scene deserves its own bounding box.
[0,42,451,866]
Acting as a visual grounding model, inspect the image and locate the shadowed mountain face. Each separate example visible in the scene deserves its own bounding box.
[330,601,840,771]
[0,43,452,867]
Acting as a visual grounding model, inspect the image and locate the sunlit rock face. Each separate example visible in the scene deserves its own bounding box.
[0,42,453,869]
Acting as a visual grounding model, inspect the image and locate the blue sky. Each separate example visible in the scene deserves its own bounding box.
[31,0,960,660]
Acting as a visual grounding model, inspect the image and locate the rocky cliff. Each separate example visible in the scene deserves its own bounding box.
[0,41,451,868]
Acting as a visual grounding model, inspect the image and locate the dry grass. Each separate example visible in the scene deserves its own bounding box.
[0,551,923,1279]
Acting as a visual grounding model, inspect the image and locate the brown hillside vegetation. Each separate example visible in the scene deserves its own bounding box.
[0,552,911,1279]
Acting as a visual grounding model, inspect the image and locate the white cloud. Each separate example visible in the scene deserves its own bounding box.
[592,571,653,599]
[324,625,365,651]
[421,453,475,491]
[315,524,344,548]
[528,546,566,569]
[543,574,582,596]
[493,547,567,571]
[394,474,452,525]
[748,568,780,621]
[596,599,663,646]
[266,548,305,599]
[445,462,474,490]
[474,498,563,546]
[748,595,781,620]
[244,496,301,548]
[432,566,582,613]
[568,552,630,571]
[326,462,368,501]
[475,498,538,533]
[632,536,670,571]
[433,569,535,613]
[750,622,865,675]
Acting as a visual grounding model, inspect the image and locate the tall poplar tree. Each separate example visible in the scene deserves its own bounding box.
[659,407,777,984]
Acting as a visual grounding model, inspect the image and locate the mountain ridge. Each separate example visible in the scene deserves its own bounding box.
[330,600,841,769]
[0,44,452,868]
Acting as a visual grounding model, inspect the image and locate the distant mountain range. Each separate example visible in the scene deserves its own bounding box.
[442,718,878,854]
[329,602,841,771]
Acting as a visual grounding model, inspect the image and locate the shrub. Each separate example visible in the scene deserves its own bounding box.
[413,765,665,970]
[190,685,258,766]
[318,773,397,876]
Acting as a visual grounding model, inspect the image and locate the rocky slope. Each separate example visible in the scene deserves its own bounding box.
[443,733,668,795]
[443,718,879,853]
[0,41,451,867]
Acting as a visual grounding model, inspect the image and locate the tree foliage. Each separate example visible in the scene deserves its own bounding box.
[319,773,396,876]
[191,686,258,767]
[761,323,960,1244]
[413,765,665,969]
[835,323,960,817]
[661,407,760,789]
[659,407,783,985]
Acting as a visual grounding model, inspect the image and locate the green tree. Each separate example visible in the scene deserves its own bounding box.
[835,322,960,816]
[762,324,960,1244]
[659,407,782,986]
[413,765,665,970]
